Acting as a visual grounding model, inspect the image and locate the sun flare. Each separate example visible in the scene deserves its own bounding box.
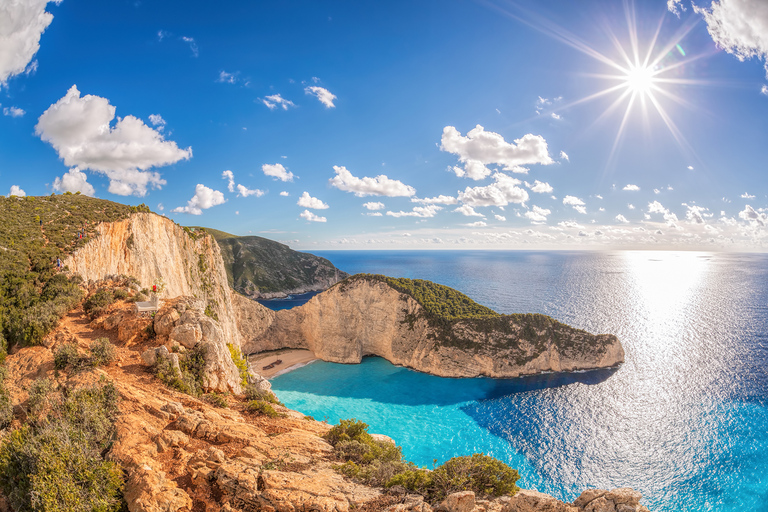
[624,64,656,95]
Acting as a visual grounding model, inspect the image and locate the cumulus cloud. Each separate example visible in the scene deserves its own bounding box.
[762,84,768,95]
[616,214,630,223]
[648,200,679,223]
[563,195,586,214]
[440,125,553,179]
[551,113,561,120]
[148,114,165,128]
[684,204,711,224]
[525,205,551,223]
[691,0,768,78]
[363,201,384,210]
[280,191,289,197]
[411,195,457,205]
[526,180,553,194]
[739,204,767,226]
[304,86,336,108]
[450,161,492,180]
[262,163,294,182]
[172,184,225,215]
[52,167,94,196]
[741,192,756,199]
[297,191,329,209]
[559,151,569,161]
[466,221,487,227]
[329,165,415,197]
[262,94,295,110]
[300,210,327,222]
[35,85,191,196]
[0,0,58,86]
[236,184,264,198]
[458,173,529,207]
[3,106,25,117]
[495,214,506,221]
[222,170,235,192]
[216,71,238,84]
[386,205,441,218]
[453,205,484,217]
[8,185,26,197]
[623,184,640,191]
[668,0,686,16]
[687,166,694,170]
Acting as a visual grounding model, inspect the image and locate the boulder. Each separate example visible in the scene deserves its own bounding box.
[154,308,180,336]
[437,491,475,512]
[201,340,243,394]
[141,345,169,366]
[504,489,579,512]
[169,324,202,349]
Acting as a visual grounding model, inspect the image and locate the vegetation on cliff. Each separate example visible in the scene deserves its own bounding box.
[325,418,520,504]
[339,274,499,322]
[0,193,148,347]
[199,227,348,297]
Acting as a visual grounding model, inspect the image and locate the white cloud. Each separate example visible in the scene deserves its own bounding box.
[628,204,635,210]
[668,0,686,17]
[262,94,295,110]
[262,163,294,182]
[558,220,583,229]
[411,195,457,205]
[386,205,441,218]
[685,204,711,224]
[363,201,385,210]
[0,0,58,86]
[526,180,553,194]
[687,166,694,170]
[741,192,756,199]
[222,170,235,192]
[615,214,630,223]
[648,200,679,223]
[297,191,329,209]
[762,84,768,95]
[157,203,164,211]
[454,205,484,217]
[3,106,25,117]
[495,214,506,221]
[148,114,165,129]
[466,221,487,227]
[329,165,415,197]
[458,173,529,207]
[595,194,603,200]
[450,161,493,180]
[172,184,225,215]
[739,204,767,226]
[654,188,661,194]
[52,167,94,196]
[300,209,327,223]
[304,86,336,108]
[280,191,289,197]
[440,125,553,179]
[525,205,551,223]
[623,184,640,191]
[8,185,26,197]
[692,0,768,78]
[35,85,191,196]
[559,151,569,161]
[365,212,383,217]
[236,184,264,198]
[563,195,586,214]
[551,113,561,120]
[181,36,198,57]
[216,71,238,84]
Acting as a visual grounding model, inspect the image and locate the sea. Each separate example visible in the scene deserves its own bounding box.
[266,250,768,512]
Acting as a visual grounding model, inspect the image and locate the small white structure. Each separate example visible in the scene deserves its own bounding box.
[135,293,161,315]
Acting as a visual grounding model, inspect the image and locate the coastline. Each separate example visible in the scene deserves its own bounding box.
[248,348,317,378]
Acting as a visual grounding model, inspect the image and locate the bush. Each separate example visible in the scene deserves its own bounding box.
[83,289,114,319]
[53,344,80,371]
[0,379,122,512]
[203,393,228,408]
[89,337,116,366]
[112,288,128,300]
[244,383,277,403]
[0,367,13,429]
[386,454,520,503]
[227,343,249,387]
[247,400,281,418]
[154,344,208,397]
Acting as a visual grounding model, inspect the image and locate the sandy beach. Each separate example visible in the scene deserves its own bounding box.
[248,349,317,378]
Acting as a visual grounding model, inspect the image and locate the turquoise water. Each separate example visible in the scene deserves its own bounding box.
[270,251,768,511]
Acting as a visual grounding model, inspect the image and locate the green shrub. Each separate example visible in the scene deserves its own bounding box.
[153,344,208,397]
[0,367,13,429]
[247,400,281,418]
[0,379,122,512]
[89,338,116,366]
[83,289,114,319]
[227,343,248,387]
[244,383,277,403]
[53,344,80,371]
[112,288,128,300]
[203,393,228,408]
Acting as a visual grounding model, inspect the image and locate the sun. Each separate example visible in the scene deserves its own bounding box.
[624,63,656,95]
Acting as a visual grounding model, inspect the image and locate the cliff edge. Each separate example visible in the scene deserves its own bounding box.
[248,274,624,378]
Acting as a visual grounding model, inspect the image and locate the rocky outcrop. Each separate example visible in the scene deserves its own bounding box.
[250,278,624,378]
[64,213,241,349]
[231,292,276,354]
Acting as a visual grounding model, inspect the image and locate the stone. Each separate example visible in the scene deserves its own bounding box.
[504,489,579,512]
[141,345,169,366]
[201,340,243,394]
[169,323,201,349]
[154,308,180,336]
[438,491,475,512]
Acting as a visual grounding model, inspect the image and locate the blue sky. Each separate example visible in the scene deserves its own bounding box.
[1,0,767,250]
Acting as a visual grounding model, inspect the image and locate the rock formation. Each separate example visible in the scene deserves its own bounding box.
[246,276,623,378]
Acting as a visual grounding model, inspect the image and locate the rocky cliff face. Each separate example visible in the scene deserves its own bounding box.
[250,278,624,378]
[64,213,241,349]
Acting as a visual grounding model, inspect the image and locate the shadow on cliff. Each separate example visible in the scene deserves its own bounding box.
[270,356,619,407]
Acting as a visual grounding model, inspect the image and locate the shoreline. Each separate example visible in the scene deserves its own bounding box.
[248,349,317,379]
